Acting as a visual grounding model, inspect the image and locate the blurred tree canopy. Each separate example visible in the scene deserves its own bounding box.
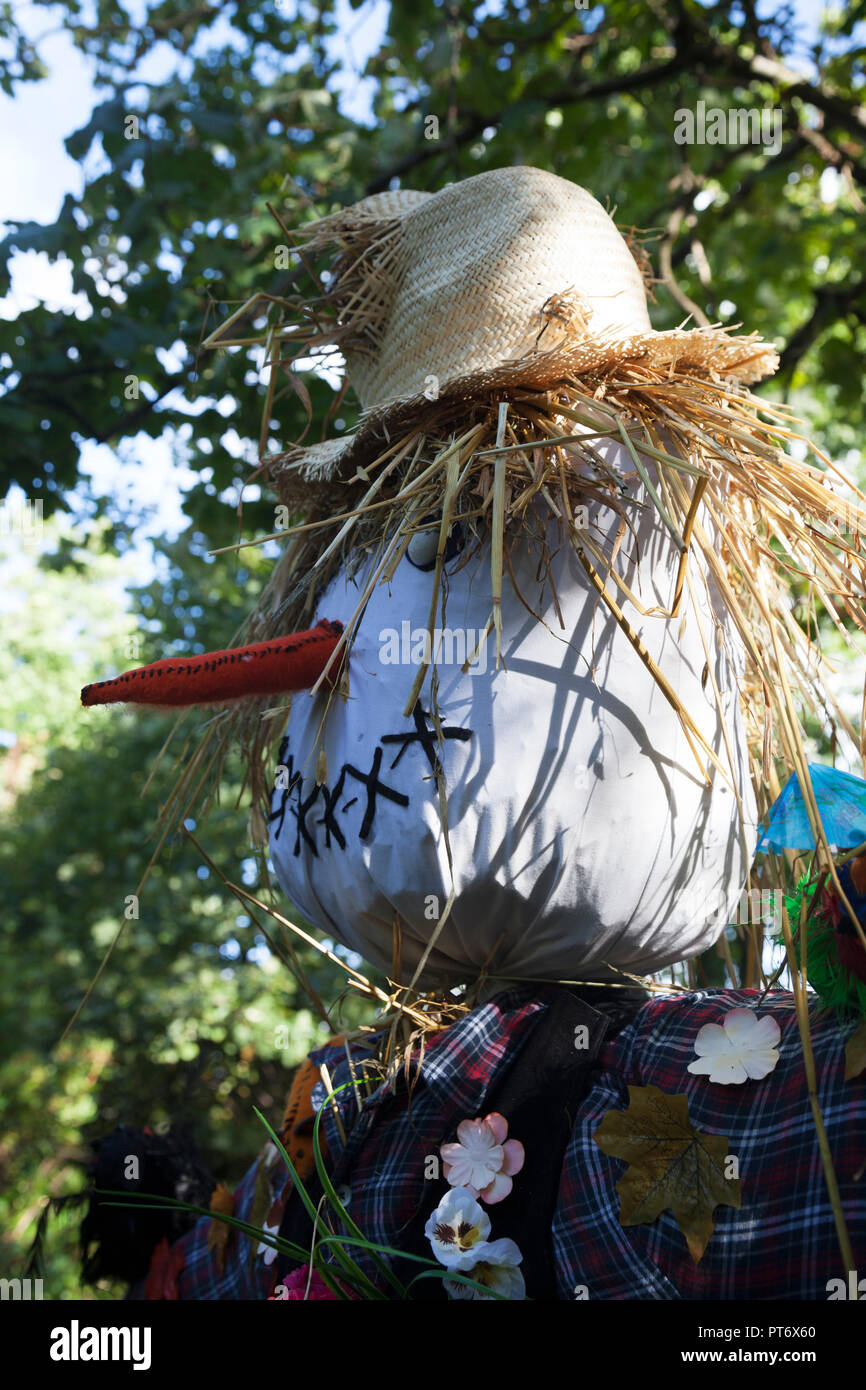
[1,0,864,1296]
[1,0,865,519]
[0,519,370,1297]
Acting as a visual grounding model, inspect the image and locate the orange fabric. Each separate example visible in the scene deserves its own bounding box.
[851,853,866,896]
[80,619,343,708]
[280,1040,344,1183]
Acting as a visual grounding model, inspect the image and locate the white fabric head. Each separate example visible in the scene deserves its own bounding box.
[269,442,757,989]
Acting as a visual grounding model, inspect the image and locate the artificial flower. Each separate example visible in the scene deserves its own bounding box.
[425,1187,492,1270]
[440,1112,525,1203]
[257,1220,281,1266]
[268,1264,342,1300]
[445,1238,526,1301]
[687,1007,781,1084]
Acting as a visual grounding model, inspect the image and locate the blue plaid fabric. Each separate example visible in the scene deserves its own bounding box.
[173,1153,277,1300]
[554,989,866,1300]
[171,987,866,1300]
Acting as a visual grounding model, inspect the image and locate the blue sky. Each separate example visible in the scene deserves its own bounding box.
[0,0,390,558]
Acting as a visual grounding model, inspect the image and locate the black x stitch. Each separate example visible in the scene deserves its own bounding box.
[381,701,472,778]
[271,711,472,852]
[292,782,322,857]
[268,746,301,842]
[316,766,348,851]
[343,746,409,840]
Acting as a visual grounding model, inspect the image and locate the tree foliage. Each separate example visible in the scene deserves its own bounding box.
[0,520,371,1296]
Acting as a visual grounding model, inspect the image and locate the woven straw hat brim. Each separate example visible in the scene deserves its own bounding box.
[270,322,779,502]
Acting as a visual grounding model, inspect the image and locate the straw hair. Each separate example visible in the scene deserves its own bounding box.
[269,324,780,508]
[182,365,866,835]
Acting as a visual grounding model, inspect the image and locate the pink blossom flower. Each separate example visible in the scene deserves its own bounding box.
[440,1112,525,1204]
[269,1264,345,1300]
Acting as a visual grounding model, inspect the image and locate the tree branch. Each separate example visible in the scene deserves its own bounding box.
[364,54,695,195]
[778,279,866,377]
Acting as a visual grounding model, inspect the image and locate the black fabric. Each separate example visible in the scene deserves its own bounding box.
[275,1163,326,1283]
[393,983,644,1300]
[275,983,645,1298]
[80,1125,214,1286]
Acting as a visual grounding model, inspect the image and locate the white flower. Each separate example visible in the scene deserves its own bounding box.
[424,1188,492,1270]
[687,1007,781,1084]
[257,1221,281,1266]
[445,1239,526,1301]
[425,1189,526,1298]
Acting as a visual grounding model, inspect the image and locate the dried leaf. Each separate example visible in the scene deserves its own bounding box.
[207,1182,236,1275]
[593,1083,741,1263]
[247,1155,273,1270]
[844,1019,866,1080]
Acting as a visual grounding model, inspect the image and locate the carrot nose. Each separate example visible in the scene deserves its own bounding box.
[81,619,344,709]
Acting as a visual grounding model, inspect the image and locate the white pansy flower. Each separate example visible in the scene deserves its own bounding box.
[424,1187,492,1270]
[687,1007,781,1084]
[445,1238,526,1300]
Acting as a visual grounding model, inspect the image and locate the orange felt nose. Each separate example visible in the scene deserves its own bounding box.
[80,619,344,709]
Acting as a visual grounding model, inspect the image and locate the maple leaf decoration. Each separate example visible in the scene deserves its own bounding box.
[593,1084,741,1263]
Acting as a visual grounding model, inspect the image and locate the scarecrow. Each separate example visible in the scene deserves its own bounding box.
[79,167,866,1300]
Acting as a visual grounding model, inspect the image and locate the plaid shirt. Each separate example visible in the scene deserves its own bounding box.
[172,987,866,1300]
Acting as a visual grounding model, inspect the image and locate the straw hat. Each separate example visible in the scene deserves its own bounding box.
[261,165,778,501]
